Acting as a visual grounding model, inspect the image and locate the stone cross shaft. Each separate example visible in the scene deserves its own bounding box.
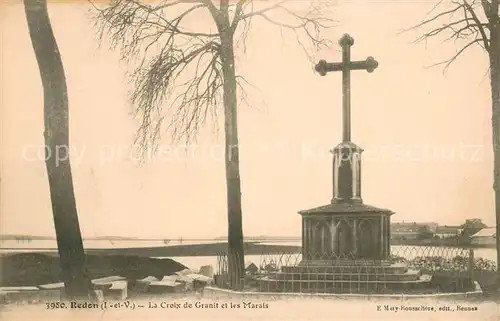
[315,34,378,142]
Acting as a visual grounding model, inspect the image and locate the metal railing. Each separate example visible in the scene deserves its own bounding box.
[214,246,497,294]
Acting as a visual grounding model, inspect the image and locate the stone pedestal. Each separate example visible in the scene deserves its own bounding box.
[297,140,394,264]
[299,202,393,264]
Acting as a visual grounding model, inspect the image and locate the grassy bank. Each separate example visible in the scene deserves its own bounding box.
[83,242,302,257]
[0,243,301,287]
[0,253,187,287]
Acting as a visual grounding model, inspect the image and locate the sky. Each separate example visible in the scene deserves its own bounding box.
[0,0,494,238]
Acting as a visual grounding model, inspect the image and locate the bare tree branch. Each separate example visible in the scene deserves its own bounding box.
[131,40,222,152]
[232,0,254,53]
[429,38,483,71]
[463,0,491,51]
[408,3,465,30]
[237,1,336,62]
[404,0,491,73]
[230,0,248,32]
[91,0,335,159]
[238,0,288,20]
[201,0,223,26]
[92,0,223,160]
[414,18,477,41]
[235,74,268,112]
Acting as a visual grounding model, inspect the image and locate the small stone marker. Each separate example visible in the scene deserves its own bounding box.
[148,280,184,293]
[264,263,278,272]
[107,281,128,300]
[245,262,259,274]
[198,265,214,278]
[132,276,159,293]
[91,290,104,304]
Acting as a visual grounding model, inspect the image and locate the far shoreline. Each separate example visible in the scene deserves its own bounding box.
[0,242,303,258]
[1,241,496,259]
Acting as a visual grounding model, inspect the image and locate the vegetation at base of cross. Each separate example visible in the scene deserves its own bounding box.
[389,255,497,272]
[90,0,335,290]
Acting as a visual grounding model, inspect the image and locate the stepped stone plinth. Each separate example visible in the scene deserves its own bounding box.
[253,261,435,294]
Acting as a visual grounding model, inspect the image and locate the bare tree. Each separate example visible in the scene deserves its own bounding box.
[92,0,334,289]
[408,0,499,277]
[24,0,93,298]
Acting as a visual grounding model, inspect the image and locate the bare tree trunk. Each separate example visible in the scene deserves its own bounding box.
[220,26,245,290]
[488,2,500,278]
[488,10,500,280]
[23,0,92,299]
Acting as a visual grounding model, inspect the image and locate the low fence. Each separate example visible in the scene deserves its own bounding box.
[214,246,497,294]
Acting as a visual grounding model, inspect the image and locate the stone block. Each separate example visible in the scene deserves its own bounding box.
[38,282,65,290]
[105,281,128,300]
[175,274,194,291]
[92,284,112,291]
[175,269,193,276]
[39,289,64,300]
[198,265,214,278]
[187,274,214,284]
[148,280,185,294]
[0,291,7,304]
[92,276,126,291]
[186,274,214,290]
[0,286,39,291]
[132,276,159,293]
[0,286,41,303]
[139,276,160,283]
[1,290,40,303]
[161,275,179,282]
[91,290,104,304]
[92,276,126,283]
[37,283,65,300]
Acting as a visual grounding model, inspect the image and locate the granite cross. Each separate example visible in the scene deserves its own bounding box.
[315,34,378,142]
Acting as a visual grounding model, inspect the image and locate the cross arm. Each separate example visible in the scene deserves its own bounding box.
[349,57,378,73]
[315,61,343,75]
[315,56,379,76]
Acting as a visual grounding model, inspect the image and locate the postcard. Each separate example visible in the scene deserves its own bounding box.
[1,0,499,320]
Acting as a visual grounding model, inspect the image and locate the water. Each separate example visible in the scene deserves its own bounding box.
[0,239,220,251]
[1,240,497,272]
